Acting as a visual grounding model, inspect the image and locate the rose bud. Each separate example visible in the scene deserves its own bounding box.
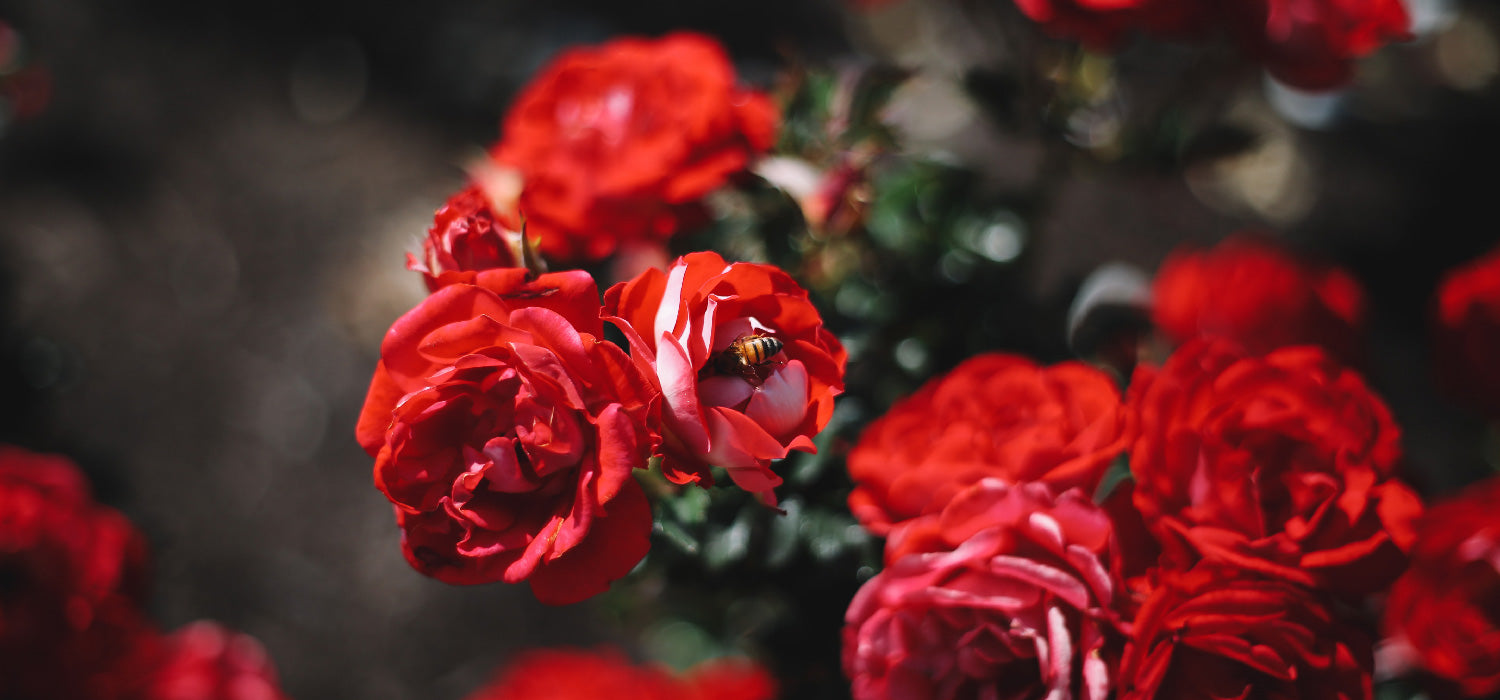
[1129,338,1423,596]
[1434,244,1500,418]
[847,353,1132,536]
[1382,475,1500,697]
[1152,234,1367,362]
[1118,563,1373,700]
[407,185,521,292]
[490,33,778,262]
[464,648,776,700]
[844,479,1128,700]
[603,251,845,501]
[355,269,659,605]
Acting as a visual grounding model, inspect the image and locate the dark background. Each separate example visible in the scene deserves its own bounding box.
[2,0,1498,698]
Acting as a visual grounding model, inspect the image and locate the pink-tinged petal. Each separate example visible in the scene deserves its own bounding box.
[355,362,403,455]
[699,375,756,410]
[745,360,810,440]
[704,407,787,494]
[658,332,710,454]
[527,480,652,605]
[655,260,689,342]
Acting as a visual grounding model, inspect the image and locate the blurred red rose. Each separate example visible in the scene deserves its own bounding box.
[845,479,1127,700]
[465,648,776,700]
[407,185,520,292]
[139,621,290,700]
[0,446,157,699]
[1152,234,1366,362]
[1221,0,1411,90]
[491,33,778,262]
[847,353,1131,536]
[1010,0,1206,47]
[1129,339,1422,595]
[1434,245,1500,418]
[1118,563,1372,700]
[1382,476,1500,697]
[603,251,845,501]
[355,268,658,605]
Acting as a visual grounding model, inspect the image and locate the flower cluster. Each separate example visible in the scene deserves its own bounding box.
[358,35,841,604]
[0,446,290,700]
[838,235,1484,699]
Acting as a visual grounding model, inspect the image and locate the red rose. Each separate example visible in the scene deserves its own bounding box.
[1010,0,1206,47]
[603,251,845,499]
[407,185,520,292]
[355,269,658,605]
[1221,0,1411,90]
[1118,563,1373,700]
[847,353,1131,536]
[1129,338,1423,595]
[491,33,778,261]
[1383,476,1500,697]
[844,479,1128,700]
[1434,245,1500,418]
[139,621,290,700]
[1152,234,1366,362]
[464,648,776,700]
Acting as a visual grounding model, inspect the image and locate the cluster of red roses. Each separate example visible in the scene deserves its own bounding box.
[840,235,1500,699]
[0,446,290,700]
[356,35,846,606]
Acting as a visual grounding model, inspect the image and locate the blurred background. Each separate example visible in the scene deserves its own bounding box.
[2,0,1499,698]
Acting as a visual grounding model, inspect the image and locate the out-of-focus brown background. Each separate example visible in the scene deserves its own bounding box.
[2,0,1499,698]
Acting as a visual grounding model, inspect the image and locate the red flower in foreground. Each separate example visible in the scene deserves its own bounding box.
[0,446,155,699]
[1152,234,1366,362]
[140,621,290,700]
[847,353,1131,535]
[1434,244,1500,418]
[355,269,658,604]
[491,33,778,261]
[844,480,1127,700]
[604,251,845,500]
[1129,339,1422,595]
[1383,476,1500,697]
[1118,564,1373,700]
[407,185,520,292]
[465,648,775,700]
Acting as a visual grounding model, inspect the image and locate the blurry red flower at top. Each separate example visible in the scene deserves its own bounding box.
[1382,475,1500,697]
[1010,0,1206,48]
[844,479,1128,700]
[491,32,779,262]
[407,185,521,292]
[140,621,291,700]
[1434,244,1500,418]
[846,353,1131,536]
[1152,234,1366,362]
[0,446,160,700]
[1117,563,1373,700]
[465,648,776,700]
[1128,338,1422,596]
[603,251,845,501]
[355,269,658,605]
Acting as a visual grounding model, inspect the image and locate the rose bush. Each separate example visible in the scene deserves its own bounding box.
[1152,234,1366,362]
[1128,338,1422,595]
[407,185,520,292]
[1434,244,1500,418]
[1118,563,1372,700]
[844,479,1128,700]
[356,268,658,604]
[491,33,778,261]
[603,251,845,500]
[1383,475,1500,697]
[846,353,1131,535]
[465,648,776,700]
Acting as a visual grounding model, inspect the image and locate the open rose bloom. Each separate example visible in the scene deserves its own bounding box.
[844,480,1128,700]
[356,269,658,604]
[604,251,846,499]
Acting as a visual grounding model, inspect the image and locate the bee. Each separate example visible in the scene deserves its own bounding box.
[713,334,785,384]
